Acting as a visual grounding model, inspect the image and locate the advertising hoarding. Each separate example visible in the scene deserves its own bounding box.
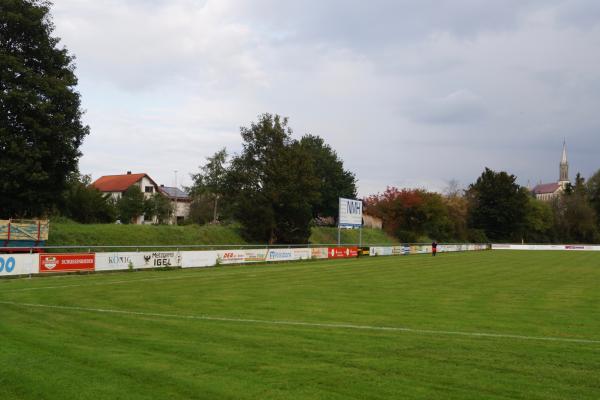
[491,244,600,251]
[181,251,218,268]
[95,252,143,271]
[216,250,247,264]
[244,249,268,262]
[369,247,393,256]
[39,253,95,273]
[328,247,359,259]
[0,254,37,276]
[139,252,182,268]
[338,198,362,228]
[292,248,311,260]
[310,247,329,259]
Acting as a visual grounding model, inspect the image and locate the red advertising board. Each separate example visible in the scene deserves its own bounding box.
[39,253,95,273]
[327,247,359,259]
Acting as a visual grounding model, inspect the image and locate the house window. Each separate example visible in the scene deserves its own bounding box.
[145,186,154,193]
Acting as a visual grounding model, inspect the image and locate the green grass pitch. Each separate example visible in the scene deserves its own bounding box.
[0,251,599,399]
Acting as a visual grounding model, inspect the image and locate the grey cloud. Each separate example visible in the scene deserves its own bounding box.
[50,0,600,195]
[407,90,487,125]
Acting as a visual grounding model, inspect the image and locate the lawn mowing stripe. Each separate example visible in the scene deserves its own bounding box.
[0,255,406,293]
[2,300,599,345]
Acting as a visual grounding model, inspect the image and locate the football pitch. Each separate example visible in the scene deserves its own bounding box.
[0,251,599,399]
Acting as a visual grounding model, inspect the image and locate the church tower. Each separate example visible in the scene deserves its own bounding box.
[559,141,569,185]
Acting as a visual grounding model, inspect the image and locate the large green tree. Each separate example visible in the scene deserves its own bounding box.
[0,0,89,218]
[466,168,529,241]
[224,114,319,243]
[117,187,145,224]
[61,173,116,223]
[551,190,599,243]
[298,135,357,219]
[190,148,228,223]
[144,193,172,224]
[586,169,600,228]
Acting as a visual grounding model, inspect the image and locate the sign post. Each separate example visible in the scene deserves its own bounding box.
[338,198,363,247]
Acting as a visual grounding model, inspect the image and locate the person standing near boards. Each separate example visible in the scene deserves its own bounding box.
[431,241,438,256]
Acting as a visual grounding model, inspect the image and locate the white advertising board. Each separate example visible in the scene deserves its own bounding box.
[95,252,144,271]
[95,251,182,271]
[244,249,268,263]
[310,247,329,259]
[369,247,393,256]
[266,249,295,262]
[216,250,247,265]
[339,198,362,228]
[181,251,218,268]
[0,254,37,276]
[138,251,182,268]
[292,248,311,260]
[492,244,600,251]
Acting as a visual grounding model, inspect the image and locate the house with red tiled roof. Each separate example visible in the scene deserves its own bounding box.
[532,142,571,201]
[92,172,191,224]
[92,172,162,224]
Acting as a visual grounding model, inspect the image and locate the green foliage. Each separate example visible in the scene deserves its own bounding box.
[444,194,469,241]
[117,187,145,224]
[298,135,357,218]
[523,196,553,243]
[551,187,599,244]
[188,193,217,225]
[224,114,320,243]
[190,148,228,223]
[143,193,172,224]
[60,173,116,223]
[586,169,600,228]
[0,0,89,218]
[467,168,529,241]
[308,227,398,245]
[364,187,457,242]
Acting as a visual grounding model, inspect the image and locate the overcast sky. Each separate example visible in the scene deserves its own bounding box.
[51,0,600,196]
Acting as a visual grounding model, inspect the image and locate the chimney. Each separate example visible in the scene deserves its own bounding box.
[127,171,131,175]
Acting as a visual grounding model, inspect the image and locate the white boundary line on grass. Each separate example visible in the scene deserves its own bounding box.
[1,300,599,345]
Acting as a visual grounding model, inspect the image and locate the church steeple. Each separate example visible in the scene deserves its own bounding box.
[559,141,569,183]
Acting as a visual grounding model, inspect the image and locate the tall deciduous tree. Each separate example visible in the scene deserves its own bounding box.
[466,168,529,241]
[117,187,145,224]
[298,135,357,219]
[551,191,599,243]
[224,114,319,243]
[61,173,116,223]
[0,0,89,218]
[190,148,228,223]
[587,169,600,228]
[144,193,172,224]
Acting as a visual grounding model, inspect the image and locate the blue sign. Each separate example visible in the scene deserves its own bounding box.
[0,256,16,273]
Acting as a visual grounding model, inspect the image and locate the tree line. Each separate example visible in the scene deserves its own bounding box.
[365,168,600,244]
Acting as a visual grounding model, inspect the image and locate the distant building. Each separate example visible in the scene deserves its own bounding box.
[363,214,383,229]
[92,171,190,224]
[159,185,191,224]
[532,142,571,201]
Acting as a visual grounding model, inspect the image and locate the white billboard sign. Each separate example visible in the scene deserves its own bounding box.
[181,251,218,268]
[0,254,37,276]
[339,198,362,228]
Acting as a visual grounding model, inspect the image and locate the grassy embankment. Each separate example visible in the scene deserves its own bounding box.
[46,221,398,248]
